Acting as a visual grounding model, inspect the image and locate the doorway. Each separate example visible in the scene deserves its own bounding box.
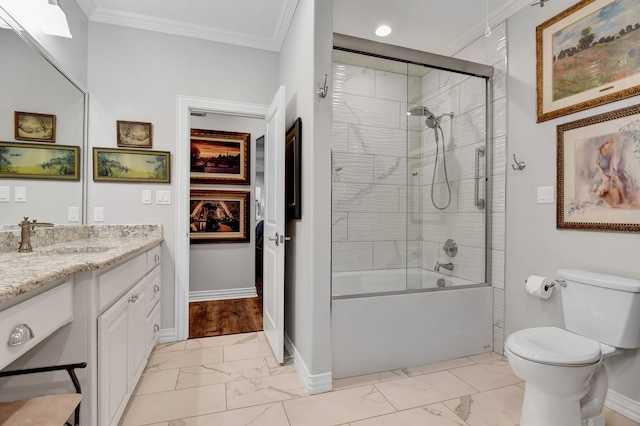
[186,112,266,338]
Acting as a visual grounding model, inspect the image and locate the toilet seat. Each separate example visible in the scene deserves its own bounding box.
[507,327,601,366]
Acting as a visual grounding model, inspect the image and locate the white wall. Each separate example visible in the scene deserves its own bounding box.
[507,0,640,408]
[87,22,279,330]
[280,0,333,384]
[189,114,265,295]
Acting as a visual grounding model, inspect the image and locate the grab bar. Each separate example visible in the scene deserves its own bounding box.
[475,146,485,210]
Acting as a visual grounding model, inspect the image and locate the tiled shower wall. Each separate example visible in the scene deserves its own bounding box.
[331,63,420,273]
[452,23,508,355]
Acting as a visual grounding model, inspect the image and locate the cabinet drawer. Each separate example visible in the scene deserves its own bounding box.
[146,245,161,273]
[145,267,161,316]
[97,253,146,312]
[146,303,160,355]
[0,281,73,370]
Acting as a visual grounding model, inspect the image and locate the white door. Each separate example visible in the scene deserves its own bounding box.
[263,86,286,363]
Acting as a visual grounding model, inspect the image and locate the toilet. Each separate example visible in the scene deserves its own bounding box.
[505,269,640,426]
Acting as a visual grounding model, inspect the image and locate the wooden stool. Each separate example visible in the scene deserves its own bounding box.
[0,362,87,426]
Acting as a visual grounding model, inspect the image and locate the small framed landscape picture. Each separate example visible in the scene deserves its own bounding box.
[93,147,170,183]
[117,120,152,148]
[14,111,56,142]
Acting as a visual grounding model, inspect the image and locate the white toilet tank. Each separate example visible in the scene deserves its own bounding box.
[558,269,640,349]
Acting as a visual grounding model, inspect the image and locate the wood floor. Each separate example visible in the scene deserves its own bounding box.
[189,297,263,339]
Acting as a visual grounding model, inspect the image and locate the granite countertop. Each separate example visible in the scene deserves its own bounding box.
[0,225,163,305]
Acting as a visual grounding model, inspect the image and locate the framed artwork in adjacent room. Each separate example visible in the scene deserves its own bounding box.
[14,111,56,142]
[557,103,640,232]
[537,0,640,122]
[189,190,250,242]
[190,129,250,184]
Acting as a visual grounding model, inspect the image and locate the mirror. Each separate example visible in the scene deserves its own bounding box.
[0,14,85,227]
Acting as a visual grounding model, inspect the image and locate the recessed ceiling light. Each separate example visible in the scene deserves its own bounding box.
[375,25,392,37]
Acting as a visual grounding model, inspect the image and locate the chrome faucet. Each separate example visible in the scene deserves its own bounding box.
[434,261,454,272]
[18,217,54,253]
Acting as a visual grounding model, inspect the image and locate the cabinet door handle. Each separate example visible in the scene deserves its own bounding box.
[129,293,140,303]
[154,324,160,332]
[154,254,160,262]
[154,284,160,293]
[8,324,35,347]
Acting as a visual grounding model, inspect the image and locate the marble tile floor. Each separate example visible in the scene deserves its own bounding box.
[119,332,640,426]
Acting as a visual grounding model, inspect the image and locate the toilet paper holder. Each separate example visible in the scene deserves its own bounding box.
[543,279,567,291]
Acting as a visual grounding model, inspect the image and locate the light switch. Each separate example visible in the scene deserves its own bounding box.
[68,206,79,222]
[537,186,554,204]
[142,190,152,205]
[14,186,26,202]
[0,186,9,202]
[94,206,104,222]
[155,190,171,205]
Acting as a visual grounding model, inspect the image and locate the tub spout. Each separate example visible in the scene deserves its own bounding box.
[434,262,454,272]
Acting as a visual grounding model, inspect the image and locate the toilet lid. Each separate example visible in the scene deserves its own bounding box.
[507,327,601,366]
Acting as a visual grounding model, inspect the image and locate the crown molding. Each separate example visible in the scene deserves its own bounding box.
[446,0,531,55]
[88,0,298,52]
[73,0,97,19]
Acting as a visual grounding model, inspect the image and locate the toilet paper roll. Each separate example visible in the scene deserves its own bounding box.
[525,275,554,299]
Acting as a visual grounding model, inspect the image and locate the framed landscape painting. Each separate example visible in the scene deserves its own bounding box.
[189,190,249,243]
[537,0,640,122]
[0,141,79,180]
[117,120,152,148]
[557,103,640,232]
[93,147,170,183]
[14,111,56,142]
[190,129,250,184]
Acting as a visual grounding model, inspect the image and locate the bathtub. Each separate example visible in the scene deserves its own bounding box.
[331,268,493,379]
[332,268,481,297]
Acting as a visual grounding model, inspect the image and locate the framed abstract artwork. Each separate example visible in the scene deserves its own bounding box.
[557,103,640,232]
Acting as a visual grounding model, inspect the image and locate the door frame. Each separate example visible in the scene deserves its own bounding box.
[175,95,268,341]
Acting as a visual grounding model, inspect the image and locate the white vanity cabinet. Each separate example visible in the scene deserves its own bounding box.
[96,245,161,426]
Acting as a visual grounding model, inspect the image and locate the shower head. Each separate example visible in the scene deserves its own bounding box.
[408,105,441,141]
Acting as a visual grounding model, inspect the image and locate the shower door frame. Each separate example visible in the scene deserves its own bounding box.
[332,33,494,288]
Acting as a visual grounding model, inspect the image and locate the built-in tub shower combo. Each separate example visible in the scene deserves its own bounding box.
[331,34,493,378]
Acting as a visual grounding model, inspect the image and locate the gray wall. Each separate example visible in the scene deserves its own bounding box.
[506,0,640,405]
[281,0,333,379]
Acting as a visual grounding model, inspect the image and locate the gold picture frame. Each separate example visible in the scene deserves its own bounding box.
[14,111,56,142]
[557,103,640,232]
[190,129,250,184]
[537,0,640,122]
[93,147,170,183]
[189,190,249,243]
[117,120,152,148]
[0,141,79,180]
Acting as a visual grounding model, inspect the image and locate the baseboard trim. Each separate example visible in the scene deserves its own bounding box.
[606,389,640,422]
[159,328,176,344]
[189,288,257,302]
[284,333,332,395]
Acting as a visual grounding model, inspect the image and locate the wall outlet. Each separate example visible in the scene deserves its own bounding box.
[14,186,26,202]
[68,206,80,222]
[94,206,104,222]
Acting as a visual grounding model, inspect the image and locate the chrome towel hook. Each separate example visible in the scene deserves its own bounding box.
[511,154,526,171]
[317,74,328,99]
